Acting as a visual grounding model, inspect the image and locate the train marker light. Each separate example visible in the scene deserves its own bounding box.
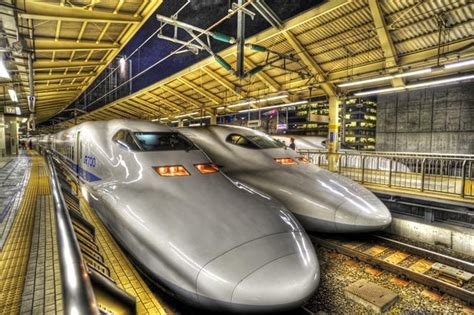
[154,165,190,176]
[194,163,219,174]
[274,158,297,165]
[297,156,310,164]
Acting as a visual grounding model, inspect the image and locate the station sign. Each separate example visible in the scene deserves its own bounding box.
[4,106,21,115]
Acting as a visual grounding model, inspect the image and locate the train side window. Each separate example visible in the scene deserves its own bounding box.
[225,134,258,149]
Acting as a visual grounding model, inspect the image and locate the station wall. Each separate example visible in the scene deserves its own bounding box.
[376,82,474,154]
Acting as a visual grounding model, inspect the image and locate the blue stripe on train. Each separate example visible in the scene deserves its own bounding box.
[56,153,102,182]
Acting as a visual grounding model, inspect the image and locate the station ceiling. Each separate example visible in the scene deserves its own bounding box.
[14,0,474,129]
[14,0,163,122]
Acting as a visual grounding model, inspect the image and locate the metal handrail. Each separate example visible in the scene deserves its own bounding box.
[300,149,474,199]
[46,152,100,315]
[297,149,474,159]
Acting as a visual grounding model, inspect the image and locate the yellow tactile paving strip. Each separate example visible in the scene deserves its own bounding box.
[78,197,168,315]
[0,153,44,314]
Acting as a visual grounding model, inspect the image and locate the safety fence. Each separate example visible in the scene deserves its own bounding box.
[298,149,474,199]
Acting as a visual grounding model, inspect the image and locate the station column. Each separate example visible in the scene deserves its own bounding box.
[178,119,184,128]
[328,96,340,172]
[210,109,217,125]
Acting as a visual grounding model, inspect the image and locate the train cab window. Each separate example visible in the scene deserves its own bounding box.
[113,130,140,151]
[226,134,258,149]
[226,134,284,149]
[133,132,195,151]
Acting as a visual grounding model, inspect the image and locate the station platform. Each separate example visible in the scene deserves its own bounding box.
[1,152,472,314]
[0,152,171,314]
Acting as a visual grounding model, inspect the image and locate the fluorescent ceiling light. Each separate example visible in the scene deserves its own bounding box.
[0,58,10,79]
[354,74,474,96]
[338,76,393,87]
[354,87,404,96]
[238,100,308,113]
[340,59,474,89]
[444,59,474,69]
[394,68,432,78]
[175,112,198,118]
[407,74,474,89]
[227,94,288,108]
[8,89,18,102]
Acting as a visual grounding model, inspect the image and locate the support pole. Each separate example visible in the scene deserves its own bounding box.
[28,52,35,131]
[210,109,217,125]
[236,0,245,78]
[328,96,340,172]
[178,119,184,128]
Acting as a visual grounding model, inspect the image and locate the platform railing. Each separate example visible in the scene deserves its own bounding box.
[45,152,100,315]
[298,149,474,199]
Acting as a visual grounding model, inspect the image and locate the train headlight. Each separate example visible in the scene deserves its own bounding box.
[297,156,310,164]
[194,163,219,174]
[154,165,190,176]
[274,158,297,165]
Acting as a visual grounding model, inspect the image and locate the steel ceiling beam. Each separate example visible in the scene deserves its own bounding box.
[368,0,404,87]
[33,60,105,69]
[201,67,243,98]
[34,83,83,92]
[34,72,96,81]
[20,1,142,24]
[177,78,222,105]
[161,86,203,109]
[34,39,119,52]
[283,30,337,96]
[244,58,280,92]
[145,92,185,112]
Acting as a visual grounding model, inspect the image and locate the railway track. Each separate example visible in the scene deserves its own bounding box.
[310,234,474,305]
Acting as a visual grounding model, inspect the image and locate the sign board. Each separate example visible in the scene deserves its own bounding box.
[247,119,261,128]
[4,106,21,115]
[277,123,287,130]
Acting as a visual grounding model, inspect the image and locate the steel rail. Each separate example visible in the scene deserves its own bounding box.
[373,235,474,274]
[46,152,100,315]
[310,235,474,305]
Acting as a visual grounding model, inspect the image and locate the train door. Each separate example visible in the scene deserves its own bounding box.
[76,131,82,177]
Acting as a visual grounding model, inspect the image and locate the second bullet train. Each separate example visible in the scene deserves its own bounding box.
[40,120,319,312]
[180,125,392,233]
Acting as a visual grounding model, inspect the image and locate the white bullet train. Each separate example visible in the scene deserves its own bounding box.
[180,125,392,233]
[40,120,319,312]
[272,134,410,172]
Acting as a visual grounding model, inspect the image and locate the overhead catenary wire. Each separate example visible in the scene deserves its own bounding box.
[82,0,255,111]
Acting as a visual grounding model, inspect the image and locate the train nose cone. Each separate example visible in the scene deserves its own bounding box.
[231,252,318,308]
[335,193,392,233]
[196,232,319,312]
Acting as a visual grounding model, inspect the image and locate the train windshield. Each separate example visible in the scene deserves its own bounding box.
[134,132,196,151]
[226,134,285,149]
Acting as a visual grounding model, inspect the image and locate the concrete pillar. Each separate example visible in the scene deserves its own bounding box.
[328,96,340,172]
[178,119,184,128]
[210,109,217,125]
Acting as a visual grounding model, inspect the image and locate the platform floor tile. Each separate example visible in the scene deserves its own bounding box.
[20,194,62,314]
[0,155,40,314]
